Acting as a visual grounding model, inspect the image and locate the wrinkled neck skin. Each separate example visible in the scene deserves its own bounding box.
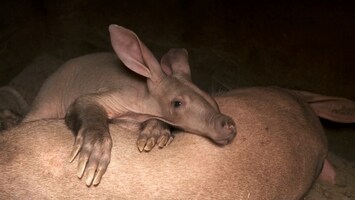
[101,84,164,123]
[110,78,174,125]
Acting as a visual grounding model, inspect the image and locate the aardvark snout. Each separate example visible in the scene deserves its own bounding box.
[211,114,237,145]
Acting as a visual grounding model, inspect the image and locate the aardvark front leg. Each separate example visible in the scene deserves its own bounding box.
[65,96,112,186]
[137,119,174,152]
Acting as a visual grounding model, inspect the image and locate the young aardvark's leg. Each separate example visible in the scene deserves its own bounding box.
[65,96,112,187]
[137,119,174,152]
[0,109,22,131]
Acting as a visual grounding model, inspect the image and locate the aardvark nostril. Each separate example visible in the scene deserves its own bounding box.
[211,116,237,145]
[221,117,237,134]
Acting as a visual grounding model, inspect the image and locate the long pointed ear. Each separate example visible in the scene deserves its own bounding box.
[109,24,165,82]
[160,48,191,81]
[293,90,355,123]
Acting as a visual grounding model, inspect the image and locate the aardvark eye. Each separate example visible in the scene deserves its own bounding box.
[172,100,182,108]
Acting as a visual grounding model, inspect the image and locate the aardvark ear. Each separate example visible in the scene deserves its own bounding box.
[294,90,355,123]
[160,48,191,81]
[109,24,166,82]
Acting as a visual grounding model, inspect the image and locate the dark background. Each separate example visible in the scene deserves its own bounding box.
[0,0,354,160]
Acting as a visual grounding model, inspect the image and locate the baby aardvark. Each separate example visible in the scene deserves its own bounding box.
[22,25,237,186]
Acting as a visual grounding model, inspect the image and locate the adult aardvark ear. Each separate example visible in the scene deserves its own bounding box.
[160,48,192,81]
[109,24,166,82]
[294,90,355,123]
